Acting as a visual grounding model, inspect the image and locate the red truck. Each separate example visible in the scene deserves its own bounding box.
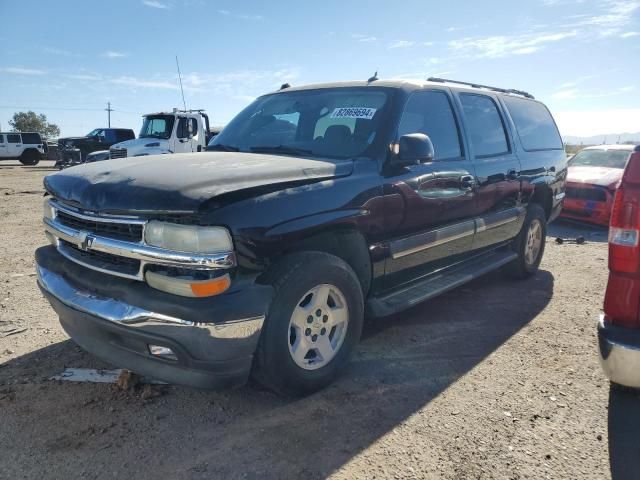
[598,144,640,388]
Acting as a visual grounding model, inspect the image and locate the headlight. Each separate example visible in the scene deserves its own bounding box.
[43,198,55,220]
[144,221,233,253]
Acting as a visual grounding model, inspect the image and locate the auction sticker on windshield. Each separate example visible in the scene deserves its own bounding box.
[330,107,377,120]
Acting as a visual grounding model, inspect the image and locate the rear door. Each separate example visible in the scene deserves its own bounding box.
[6,133,22,158]
[455,92,524,250]
[382,88,477,288]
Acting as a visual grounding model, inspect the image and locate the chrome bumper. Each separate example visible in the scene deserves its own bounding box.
[598,315,640,389]
[36,262,264,339]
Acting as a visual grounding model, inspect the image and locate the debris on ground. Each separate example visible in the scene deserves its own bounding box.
[49,368,166,386]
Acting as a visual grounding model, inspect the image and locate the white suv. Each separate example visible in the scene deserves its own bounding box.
[0,132,45,165]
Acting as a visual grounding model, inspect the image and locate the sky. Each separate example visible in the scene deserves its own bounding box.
[0,0,638,139]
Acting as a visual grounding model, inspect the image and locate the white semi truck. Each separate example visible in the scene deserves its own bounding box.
[109,109,214,159]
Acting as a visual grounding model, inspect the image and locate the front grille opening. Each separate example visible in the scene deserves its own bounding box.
[60,240,141,276]
[56,211,143,242]
[565,187,607,202]
[110,148,127,159]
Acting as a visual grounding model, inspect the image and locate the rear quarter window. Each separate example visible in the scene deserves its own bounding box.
[503,96,563,151]
[21,133,42,144]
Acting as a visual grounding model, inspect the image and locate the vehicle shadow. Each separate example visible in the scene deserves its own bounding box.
[548,218,608,244]
[608,385,640,480]
[0,269,555,479]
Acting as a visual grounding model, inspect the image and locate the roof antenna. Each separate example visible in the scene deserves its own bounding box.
[175,55,187,111]
[368,71,378,83]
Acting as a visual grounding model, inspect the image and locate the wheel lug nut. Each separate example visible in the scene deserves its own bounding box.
[321,328,326,335]
[307,316,313,323]
[305,328,311,336]
[312,334,318,342]
[316,309,322,317]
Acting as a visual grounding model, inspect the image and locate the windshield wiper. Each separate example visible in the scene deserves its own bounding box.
[207,143,240,152]
[249,145,314,156]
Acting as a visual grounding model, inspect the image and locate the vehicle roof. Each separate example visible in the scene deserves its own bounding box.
[581,144,636,151]
[270,78,538,101]
[0,131,41,135]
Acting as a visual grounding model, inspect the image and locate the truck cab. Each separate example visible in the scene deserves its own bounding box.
[109,109,211,159]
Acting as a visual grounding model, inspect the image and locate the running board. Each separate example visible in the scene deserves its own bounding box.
[367,249,518,318]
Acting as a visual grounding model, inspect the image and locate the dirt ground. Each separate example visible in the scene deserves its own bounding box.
[1,160,638,480]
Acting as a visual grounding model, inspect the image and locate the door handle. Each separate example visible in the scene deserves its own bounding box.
[460,175,476,190]
[507,169,520,180]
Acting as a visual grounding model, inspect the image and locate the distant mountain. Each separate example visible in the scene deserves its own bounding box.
[563,132,640,145]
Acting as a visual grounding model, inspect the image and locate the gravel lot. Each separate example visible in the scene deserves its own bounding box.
[1,160,638,479]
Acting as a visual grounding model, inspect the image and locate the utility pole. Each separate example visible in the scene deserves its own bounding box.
[105,102,113,127]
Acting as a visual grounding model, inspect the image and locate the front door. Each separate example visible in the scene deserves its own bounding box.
[456,92,524,250]
[173,116,199,153]
[382,89,477,289]
[0,134,7,158]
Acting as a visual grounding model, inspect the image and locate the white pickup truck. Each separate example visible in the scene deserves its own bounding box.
[109,109,213,159]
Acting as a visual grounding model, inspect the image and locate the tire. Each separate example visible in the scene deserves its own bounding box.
[19,149,40,166]
[252,251,364,396]
[505,203,547,279]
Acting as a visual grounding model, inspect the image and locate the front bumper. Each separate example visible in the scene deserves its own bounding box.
[598,315,640,388]
[36,246,273,389]
[560,184,614,226]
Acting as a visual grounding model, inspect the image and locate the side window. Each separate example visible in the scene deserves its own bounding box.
[0,134,4,143]
[104,130,117,143]
[7,134,21,143]
[177,118,198,138]
[21,133,41,144]
[397,90,462,160]
[459,94,509,157]
[117,130,133,141]
[503,96,563,151]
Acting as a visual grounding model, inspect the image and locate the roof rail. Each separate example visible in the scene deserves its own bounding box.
[427,77,535,99]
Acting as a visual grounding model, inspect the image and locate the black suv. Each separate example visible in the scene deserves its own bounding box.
[36,78,567,395]
[56,128,135,166]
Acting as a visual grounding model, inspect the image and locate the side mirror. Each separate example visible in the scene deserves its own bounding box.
[397,133,434,165]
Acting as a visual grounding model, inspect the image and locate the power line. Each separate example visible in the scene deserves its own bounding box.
[0,105,144,114]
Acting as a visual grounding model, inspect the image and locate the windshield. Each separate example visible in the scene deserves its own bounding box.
[570,149,631,169]
[210,87,390,159]
[139,115,175,139]
[86,128,103,137]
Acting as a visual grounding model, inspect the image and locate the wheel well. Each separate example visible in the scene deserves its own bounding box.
[265,229,372,296]
[529,186,553,219]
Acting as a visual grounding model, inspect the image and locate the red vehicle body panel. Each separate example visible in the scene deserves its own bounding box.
[561,166,623,226]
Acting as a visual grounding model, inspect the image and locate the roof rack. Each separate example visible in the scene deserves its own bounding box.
[427,77,535,99]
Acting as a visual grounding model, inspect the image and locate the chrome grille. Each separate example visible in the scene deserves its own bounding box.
[110,148,127,159]
[56,210,143,242]
[59,240,141,277]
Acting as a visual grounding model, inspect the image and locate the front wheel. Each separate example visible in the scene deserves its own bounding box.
[252,251,364,396]
[505,204,547,279]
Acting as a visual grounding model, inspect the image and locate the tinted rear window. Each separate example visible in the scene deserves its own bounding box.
[21,133,42,144]
[503,97,563,151]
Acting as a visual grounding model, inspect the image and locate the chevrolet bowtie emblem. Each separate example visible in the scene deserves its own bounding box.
[77,231,95,251]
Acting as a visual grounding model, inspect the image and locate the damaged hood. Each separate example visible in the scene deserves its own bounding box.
[567,165,623,188]
[44,152,353,213]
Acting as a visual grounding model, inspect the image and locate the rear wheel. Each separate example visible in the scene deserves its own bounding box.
[19,150,40,166]
[252,251,364,396]
[505,203,547,279]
